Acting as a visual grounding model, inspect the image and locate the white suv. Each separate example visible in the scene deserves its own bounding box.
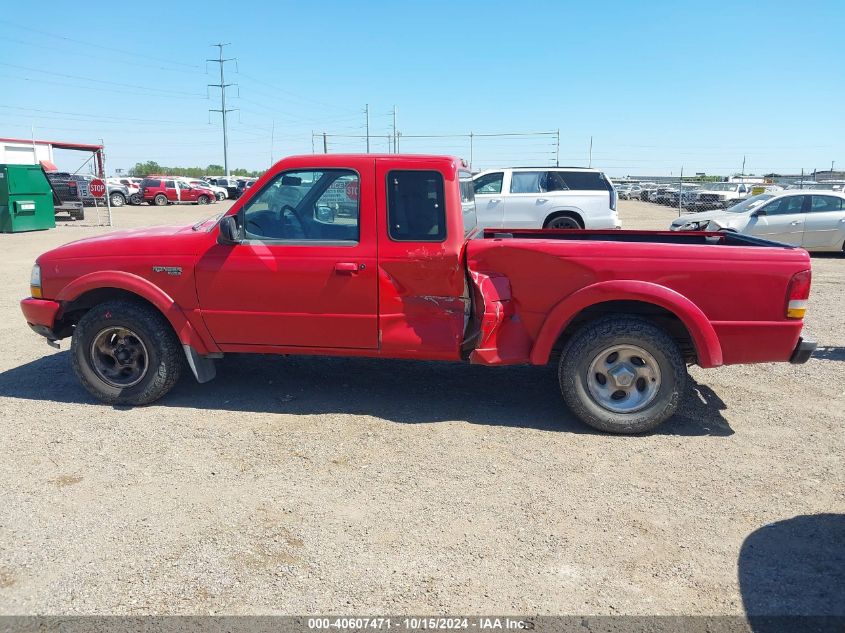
[472,167,620,230]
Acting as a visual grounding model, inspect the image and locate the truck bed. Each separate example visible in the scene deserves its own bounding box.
[482,228,795,248]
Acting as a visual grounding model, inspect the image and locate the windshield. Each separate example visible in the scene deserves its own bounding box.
[727,193,774,212]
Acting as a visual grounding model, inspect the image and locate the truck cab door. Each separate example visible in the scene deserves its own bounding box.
[747,194,807,245]
[196,167,379,349]
[472,171,505,229]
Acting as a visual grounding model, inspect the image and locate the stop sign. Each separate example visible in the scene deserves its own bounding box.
[345,180,358,201]
[89,178,106,198]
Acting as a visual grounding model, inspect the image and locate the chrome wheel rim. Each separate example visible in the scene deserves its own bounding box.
[90,327,149,388]
[586,344,661,413]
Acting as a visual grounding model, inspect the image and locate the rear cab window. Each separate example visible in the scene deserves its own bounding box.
[387,170,446,242]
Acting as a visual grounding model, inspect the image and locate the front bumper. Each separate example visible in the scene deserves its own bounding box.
[21,298,62,341]
[789,337,817,364]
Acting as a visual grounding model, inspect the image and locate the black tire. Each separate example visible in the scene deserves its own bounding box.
[109,192,126,207]
[558,316,687,434]
[129,193,143,205]
[154,194,168,206]
[216,192,226,201]
[70,209,85,221]
[544,214,582,230]
[197,195,210,205]
[71,300,184,406]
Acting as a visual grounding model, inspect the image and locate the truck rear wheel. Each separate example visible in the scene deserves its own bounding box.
[558,316,687,434]
[71,300,184,406]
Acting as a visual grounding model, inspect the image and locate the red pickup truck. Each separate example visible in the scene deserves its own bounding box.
[20,154,816,433]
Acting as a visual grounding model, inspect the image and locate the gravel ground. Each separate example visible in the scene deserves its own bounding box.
[0,200,842,615]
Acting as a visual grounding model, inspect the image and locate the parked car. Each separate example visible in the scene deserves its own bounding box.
[692,182,753,210]
[139,178,216,206]
[68,175,129,207]
[21,154,816,435]
[669,191,845,252]
[667,184,702,208]
[472,167,620,230]
[108,178,143,205]
[210,177,241,199]
[619,185,642,200]
[639,184,659,201]
[43,170,84,221]
[180,178,227,201]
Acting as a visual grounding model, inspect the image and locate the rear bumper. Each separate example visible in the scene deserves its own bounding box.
[790,336,817,364]
[21,298,62,340]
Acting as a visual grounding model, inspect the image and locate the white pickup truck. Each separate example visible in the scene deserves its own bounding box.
[692,182,753,210]
[472,167,620,230]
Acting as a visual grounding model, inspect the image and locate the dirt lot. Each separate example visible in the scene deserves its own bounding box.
[0,200,842,616]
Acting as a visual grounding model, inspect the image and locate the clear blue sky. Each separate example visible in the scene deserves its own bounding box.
[1,0,842,176]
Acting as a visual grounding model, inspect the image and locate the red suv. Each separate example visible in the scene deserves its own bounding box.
[140,177,216,206]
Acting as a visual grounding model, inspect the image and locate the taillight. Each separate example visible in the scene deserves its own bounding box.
[786,269,811,319]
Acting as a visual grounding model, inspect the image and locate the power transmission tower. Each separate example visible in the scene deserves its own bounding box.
[207,43,237,177]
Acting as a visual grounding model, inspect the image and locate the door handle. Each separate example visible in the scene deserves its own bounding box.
[490,198,501,203]
[790,221,800,226]
[334,262,361,274]
[537,198,548,203]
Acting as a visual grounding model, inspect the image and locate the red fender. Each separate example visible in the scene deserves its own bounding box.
[529,280,723,368]
[55,271,218,355]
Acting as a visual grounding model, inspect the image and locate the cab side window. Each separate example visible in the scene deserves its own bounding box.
[387,170,446,242]
[242,169,360,242]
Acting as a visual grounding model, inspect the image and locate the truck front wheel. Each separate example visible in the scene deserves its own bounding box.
[71,300,184,406]
[558,316,687,434]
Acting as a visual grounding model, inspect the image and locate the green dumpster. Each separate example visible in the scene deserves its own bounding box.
[0,164,56,232]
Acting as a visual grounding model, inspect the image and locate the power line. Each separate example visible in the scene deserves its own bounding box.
[0,73,205,100]
[0,19,201,70]
[0,62,205,97]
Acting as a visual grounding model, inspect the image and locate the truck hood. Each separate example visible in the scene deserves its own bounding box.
[38,224,209,261]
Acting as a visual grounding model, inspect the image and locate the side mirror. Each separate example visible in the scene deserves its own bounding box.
[315,204,336,223]
[218,215,241,244]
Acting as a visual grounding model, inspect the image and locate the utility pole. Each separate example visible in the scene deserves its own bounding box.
[678,166,684,217]
[469,132,474,169]
[588,136,593,168]
[555,129,560,167]
[270,119,275,167]
[207,43,237,178]
[741,155,746,181]
[323,132,328,154]
[311,131,315,154]
[391,105,398,153]
[365,104,370,153]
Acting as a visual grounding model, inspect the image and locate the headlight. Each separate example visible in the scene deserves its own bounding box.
[678,220,707,231]
[30,264,42,298]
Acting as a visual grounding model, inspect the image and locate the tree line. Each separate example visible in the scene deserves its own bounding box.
[128,161,265,178]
